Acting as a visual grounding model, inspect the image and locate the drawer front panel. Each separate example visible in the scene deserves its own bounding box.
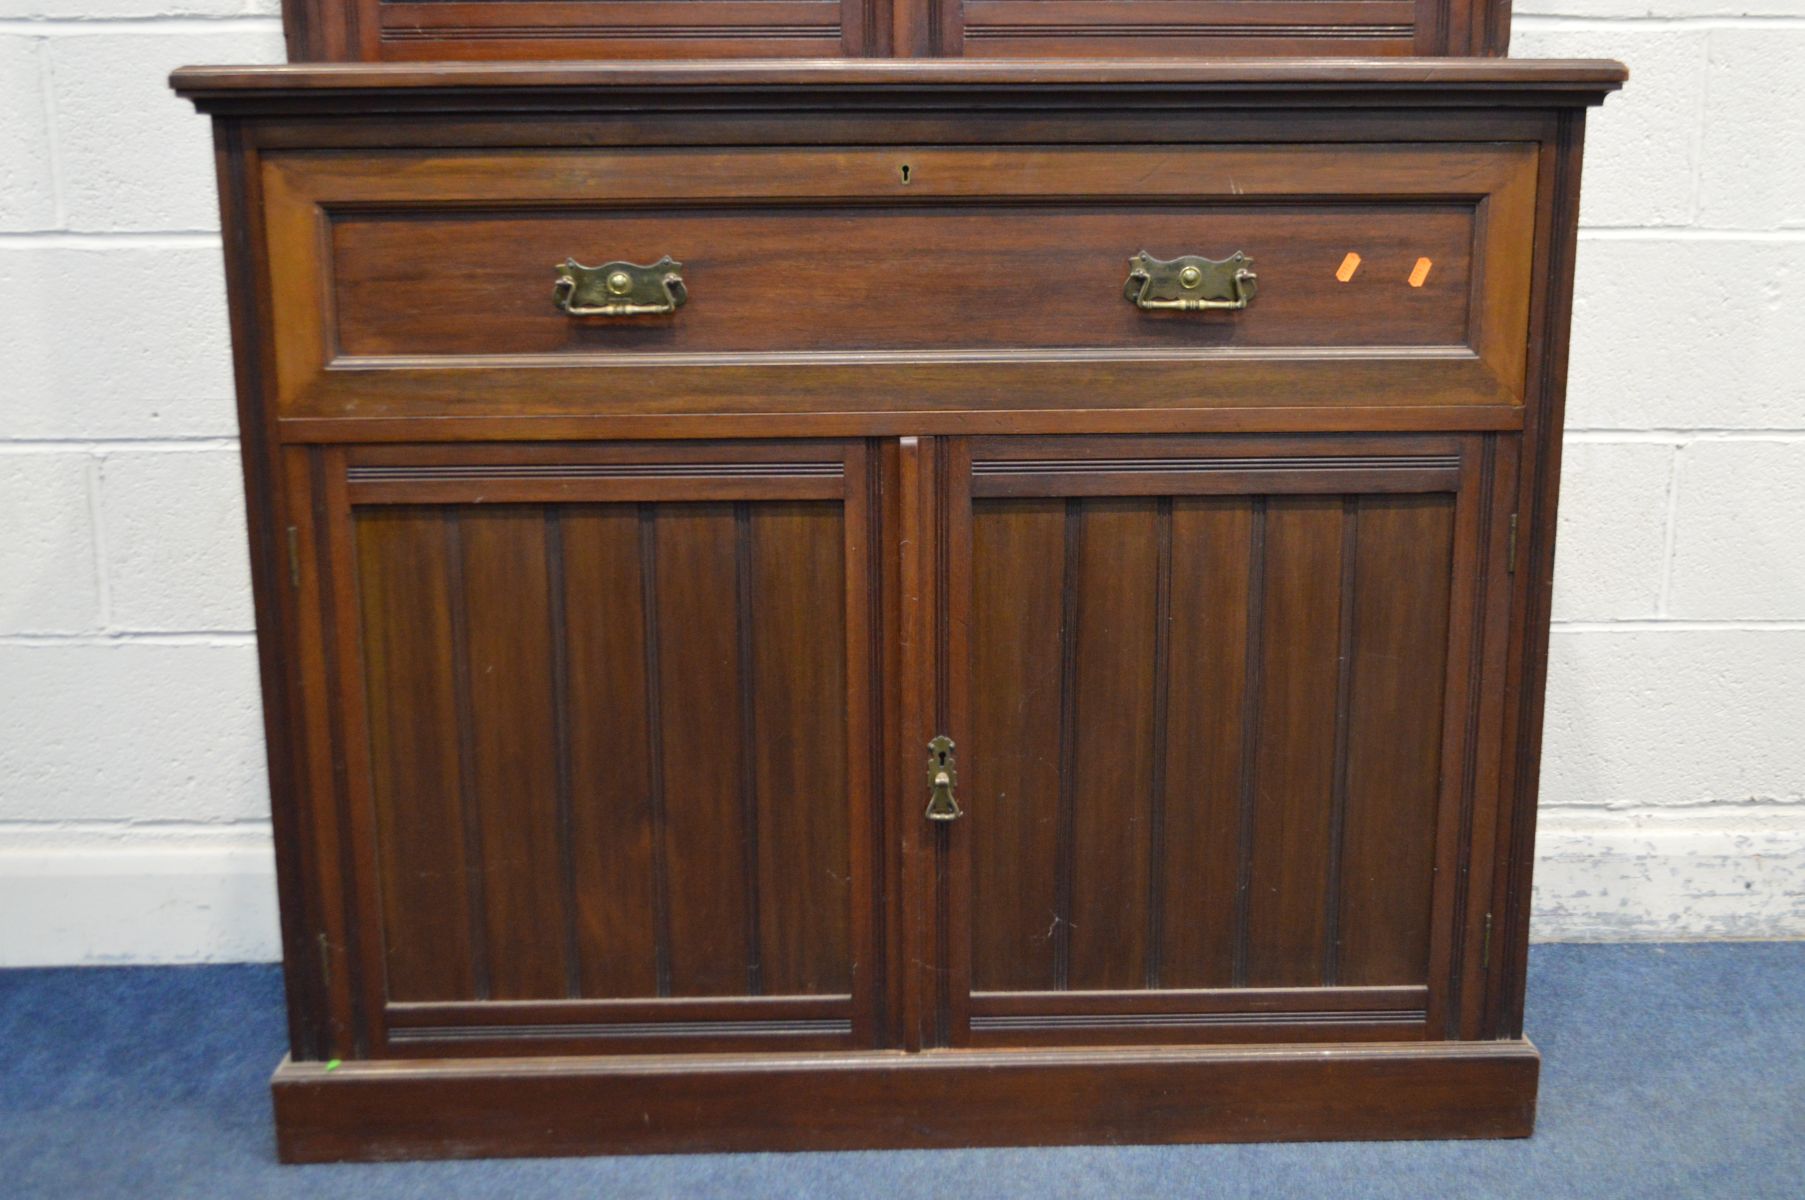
[331,206,1474,357]
[264,144,1537,425]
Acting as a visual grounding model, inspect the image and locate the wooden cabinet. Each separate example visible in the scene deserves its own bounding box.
[173,58,1624,1160]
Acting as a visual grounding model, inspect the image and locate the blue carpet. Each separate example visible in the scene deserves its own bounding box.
[1,943,1799,1198]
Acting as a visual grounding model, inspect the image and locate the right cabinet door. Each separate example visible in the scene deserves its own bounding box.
[938,433,1518,1046]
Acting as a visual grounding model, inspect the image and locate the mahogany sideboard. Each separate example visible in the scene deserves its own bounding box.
[173,58,1625,1161]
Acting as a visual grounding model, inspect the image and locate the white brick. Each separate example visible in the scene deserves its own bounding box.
[49,30,285,233]
[1541,630,1805,810]
[1551,441,1672,621]
[1699,30,1805,230]
[0,38,56,232]
[1565,237,1805,430]
[1667,440,1805,618]
[0,453,101,634]
[1512,27,1704,229]
[0,641,268,823]
[0,245,238,439]
[100,448,252,632]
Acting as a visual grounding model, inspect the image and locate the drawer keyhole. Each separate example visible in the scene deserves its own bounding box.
[899,163,912,185]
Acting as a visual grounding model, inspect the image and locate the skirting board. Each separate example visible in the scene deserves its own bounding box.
[272,1040,1540,1161]
[0,831,278,966]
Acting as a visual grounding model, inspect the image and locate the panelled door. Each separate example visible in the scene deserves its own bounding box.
[291,439,885,1057]
[919,433,1518,1047]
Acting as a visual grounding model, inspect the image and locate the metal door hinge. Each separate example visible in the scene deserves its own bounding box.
[286,526,301,588]
[1480,913,1494,968]
[1505,514,1519,574]
[925,735,963,822]
[317,930,331,991]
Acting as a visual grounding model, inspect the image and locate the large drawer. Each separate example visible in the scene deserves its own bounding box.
[262,144,1538,429]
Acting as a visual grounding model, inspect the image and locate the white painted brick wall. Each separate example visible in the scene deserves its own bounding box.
[98,447,253,631]
[0,7,1802,964]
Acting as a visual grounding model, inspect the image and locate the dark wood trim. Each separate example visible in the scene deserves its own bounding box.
[938,436,975,1046]
[173,61,1625,118]
[1322,497,1360,985]
[843,440,885,1046]
[1230,498,1265,988]
[733,502,766,996]
[1143,495,1173,990]
[213,119,324,1061]
[1052,498,1083,992]
[1490,109,1590,1041]
[278,406,1531,445]
[243,108,1562,152]
[972,984,1425,1015]
[273,1039,1539,1160]
[380,995,859,1056]
[635,505,676,999]
[542,510,583,1000]
[896,435,935,1051]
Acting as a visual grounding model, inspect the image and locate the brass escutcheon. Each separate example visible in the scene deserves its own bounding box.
[925,735,962,822]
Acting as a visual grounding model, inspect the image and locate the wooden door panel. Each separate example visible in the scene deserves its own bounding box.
[650,503,757,997]
[356,510,475,1002]
[967,500,1065,992]
[1156,498,1252,989]
[1337,496,1455,986]
[1245,497,1347,988]
[560,507,662,999]
[316,441,879,1054]
[945,434,1494,1045]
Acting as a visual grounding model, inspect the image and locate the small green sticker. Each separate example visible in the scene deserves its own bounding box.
[324,1059,342,1072]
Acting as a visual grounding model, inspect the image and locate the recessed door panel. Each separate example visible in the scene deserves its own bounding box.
[316,441,881,1055]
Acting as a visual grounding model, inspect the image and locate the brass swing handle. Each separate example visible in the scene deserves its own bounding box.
[1124,250,1257,312]
[554,256,687,317]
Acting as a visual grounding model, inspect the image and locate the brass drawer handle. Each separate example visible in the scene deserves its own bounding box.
[1124,251,1257,312]
[554,256,687,316]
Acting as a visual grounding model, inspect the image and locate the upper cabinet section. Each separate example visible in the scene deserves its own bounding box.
[280,0,1511,61]
[284,0,885,60]
[904,0,1509,58]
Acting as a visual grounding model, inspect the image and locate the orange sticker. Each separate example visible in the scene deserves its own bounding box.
[1408,257,1434,288]
[1335,252,1361,282]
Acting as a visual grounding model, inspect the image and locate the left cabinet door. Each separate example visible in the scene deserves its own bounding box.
[282,439,888,1057]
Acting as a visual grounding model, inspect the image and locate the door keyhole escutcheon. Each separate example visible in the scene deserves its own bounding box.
[925,735,962,822]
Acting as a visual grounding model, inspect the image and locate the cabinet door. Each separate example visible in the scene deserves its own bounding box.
[290,440,886,1056]
[919,434,1516,1046]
